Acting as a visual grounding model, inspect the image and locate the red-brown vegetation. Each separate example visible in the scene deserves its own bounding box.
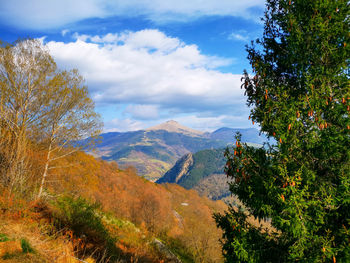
[1,148,226,262]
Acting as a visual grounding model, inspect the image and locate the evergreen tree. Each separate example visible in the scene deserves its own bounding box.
[215,0,350,262]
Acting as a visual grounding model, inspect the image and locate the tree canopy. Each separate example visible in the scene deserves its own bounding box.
[0,39,102,197]
[215,0,349,262]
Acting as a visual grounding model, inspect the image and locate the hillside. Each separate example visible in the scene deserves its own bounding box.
[93,121,267,181]
[157,148,232,200]
[0,150,227,263]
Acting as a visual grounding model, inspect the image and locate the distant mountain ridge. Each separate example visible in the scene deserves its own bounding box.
[146,120,205,137]
[210,127,267,145]
[92,120,267,180]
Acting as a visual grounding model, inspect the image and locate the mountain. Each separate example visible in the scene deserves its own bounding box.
[210,127,268,145]
[146,120,205,137]
[92,120,267,181]
[156,148,232,200]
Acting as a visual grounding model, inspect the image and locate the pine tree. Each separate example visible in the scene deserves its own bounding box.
[215,0,350,262]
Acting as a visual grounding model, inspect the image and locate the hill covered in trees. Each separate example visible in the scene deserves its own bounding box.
[92,121,267,181]
[0,149,228,262]
[157,149,229,200]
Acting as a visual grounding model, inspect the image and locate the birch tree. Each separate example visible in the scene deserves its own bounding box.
[0,39,56,193]
[0,39,102,197]
[36,69,102,198]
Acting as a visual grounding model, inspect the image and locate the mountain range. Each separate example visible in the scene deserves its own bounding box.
[92,120,267,181]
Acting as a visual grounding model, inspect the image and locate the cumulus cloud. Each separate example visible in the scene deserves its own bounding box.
[104,118,145,132]
[0,0,265,29]
[61,29,70,37]
[124,105,159,120]
[46,30,244,109]
[44,29,249,131]
[227,29,254,42]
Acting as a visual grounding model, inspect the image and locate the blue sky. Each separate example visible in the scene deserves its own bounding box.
[0,0,265,132]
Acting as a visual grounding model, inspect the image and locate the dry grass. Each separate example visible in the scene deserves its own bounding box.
[0,216,78,262]
[0,198,166,263]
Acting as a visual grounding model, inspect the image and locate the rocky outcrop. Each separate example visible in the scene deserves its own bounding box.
[152,238,182,263]
[157,153,193,184]
[174,153,193,183]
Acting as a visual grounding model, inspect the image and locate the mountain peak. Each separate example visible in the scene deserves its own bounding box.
[146,120,204,137]
[165,120,179,125]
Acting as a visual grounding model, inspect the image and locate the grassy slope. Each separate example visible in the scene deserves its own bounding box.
[0,150,227,262]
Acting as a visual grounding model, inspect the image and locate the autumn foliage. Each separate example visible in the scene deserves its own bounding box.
[0,148,225,262]
[0,39,225,262]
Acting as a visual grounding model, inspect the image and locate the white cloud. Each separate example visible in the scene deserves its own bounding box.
[104,113,252,133]
[174,114,251,132]
[229,33,249,42]
[44,29,249,130]
[46,30,243,106]
[124,105,159,120]
[104,118,145,132]
[61,29,70,37]
[119,0,265,23]
[73,30,182,53]
[0,0,104,30]
[0,0,265,29]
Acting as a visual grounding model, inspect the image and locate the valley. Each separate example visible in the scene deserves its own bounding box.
[93,120,267,182]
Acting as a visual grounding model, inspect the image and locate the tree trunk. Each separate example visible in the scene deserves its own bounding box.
[37,140,52,199]
[8,128,27,194]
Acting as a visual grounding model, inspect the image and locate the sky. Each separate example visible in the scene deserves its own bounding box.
[0,0,266,132]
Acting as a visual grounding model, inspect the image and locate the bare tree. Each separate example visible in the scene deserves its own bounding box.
[0,39,56,194]
[37,69,102,198]
[0,39,102,197]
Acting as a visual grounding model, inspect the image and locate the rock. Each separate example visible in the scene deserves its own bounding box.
[152,238,182,263]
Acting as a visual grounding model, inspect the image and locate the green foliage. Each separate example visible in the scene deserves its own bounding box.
[215,0,350,262]
[160,236,195,263]
[101,129,229,179]
[0,237,36,261]
[180,149,226,189]
[51,195,119,260]
[0,233,10,242]
[21,238,35,253]
[158,148,226,188]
